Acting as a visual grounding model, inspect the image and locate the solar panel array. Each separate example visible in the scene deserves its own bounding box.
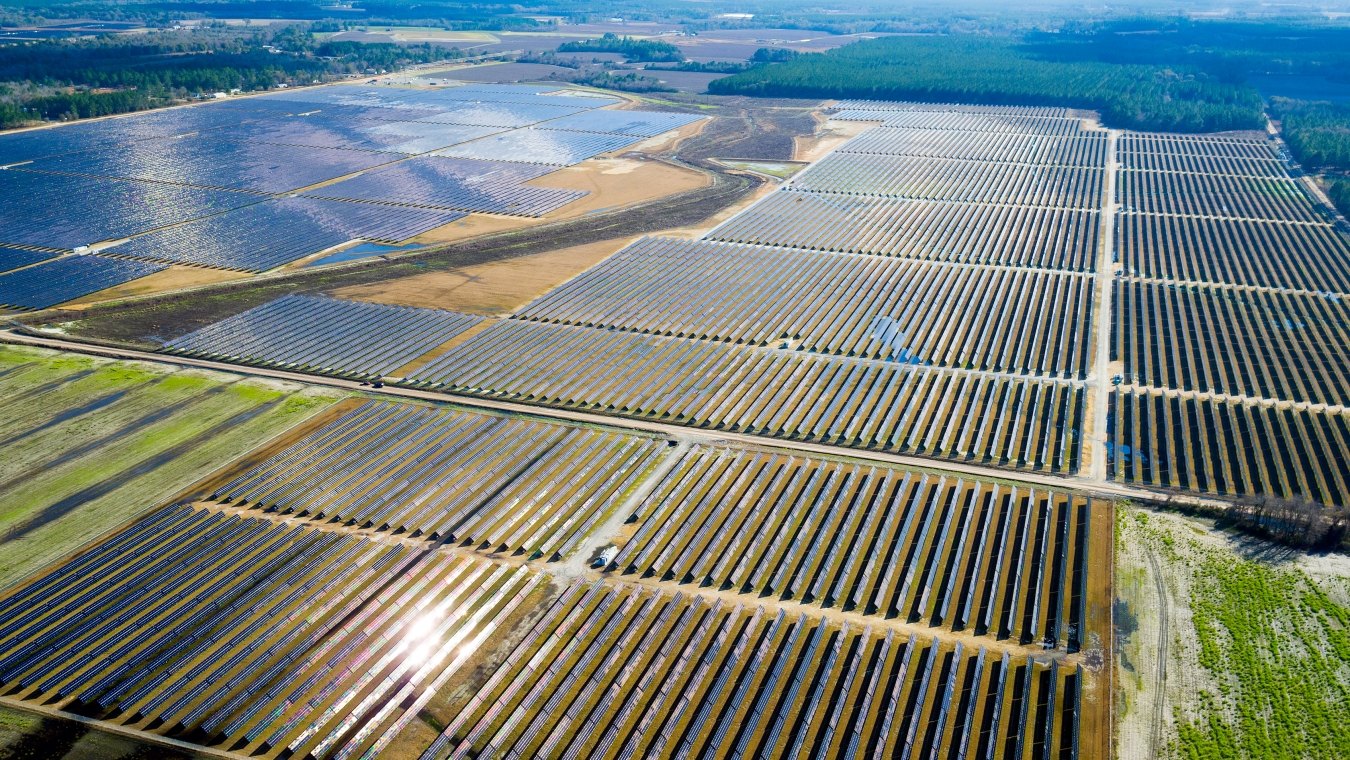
[212,400,664,559]
[0,169,257,250]
[409,320,1085,473]
[436,127,645,166]
[27,134,402,194]
[400,103,1104,474]
[164,295,484,379]
[0,84,702,292]
[0,503,543,760]
[0,254,166,310]
[708,192,1099,270]
[1108,128,1350,506]
[105,197,466,272]
[305,156,586,216]
[515,237,1094,377]
[231,114,505,154]
[0,104,253,166]
[541,109,703,137]
[0,247,59,274]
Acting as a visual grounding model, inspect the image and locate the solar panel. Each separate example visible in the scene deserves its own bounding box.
[26,133,400,193]
[164,294,485,378]
[540,109,704,137]
[0,105,254,166]
[0,170,258,250]
[0,254,167,309]
[105,197,466,272]
[435,128,643,166]
[305,156,585,216]
[237,115,504,154]
[0,247,59,273]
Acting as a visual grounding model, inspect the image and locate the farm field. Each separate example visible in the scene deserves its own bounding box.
[0,344,339,588]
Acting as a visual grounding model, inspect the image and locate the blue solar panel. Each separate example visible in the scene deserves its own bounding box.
[305,156,585,216]
[0,170,257,250]
[435,128,644,166]
[539,109,704,137]
[26,133,400,193]
[105,197,467,272]
[0,247,59,273]
[0,105,263,166]
[0,254,167,309]
[238,115,504,154]
[164,294,485,378]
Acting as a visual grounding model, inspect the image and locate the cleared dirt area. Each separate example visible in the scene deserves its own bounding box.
[0,344,341,589]
[793,114,875,162]
[530,154,710,215]
[332,236,636,314]
[1115,505,1350,759]
[403,156,707,247]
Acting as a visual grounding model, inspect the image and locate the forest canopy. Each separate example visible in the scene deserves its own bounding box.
[709,35,1266,133]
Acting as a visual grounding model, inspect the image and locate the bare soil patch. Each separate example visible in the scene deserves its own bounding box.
[794,115,874,162]
[529,155,710,216]
[331,236,635,315]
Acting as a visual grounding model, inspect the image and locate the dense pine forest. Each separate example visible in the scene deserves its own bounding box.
[1271,98,1350,217]
[709,36,1266,133]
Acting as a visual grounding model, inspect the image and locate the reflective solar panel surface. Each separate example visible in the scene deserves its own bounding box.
[306,156,585,216]
[540,109,703,137]
[164,294,485,377]
[435,128,643,165]
[0,247,59,273]
[0,170,257,250]
[0,254,167,309]
[239,115,504,154]
[0,106,250,166]
[106,197,466,272]
[27,133,401,193]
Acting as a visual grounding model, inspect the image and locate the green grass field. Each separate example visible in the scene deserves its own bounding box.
[0,344,342,589]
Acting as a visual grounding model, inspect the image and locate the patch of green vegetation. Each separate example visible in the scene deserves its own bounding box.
[720,159,804,179]
[1132,513,1350,760]
[558,32,683,63]
[226,381,286,405]
[0,346,342,589]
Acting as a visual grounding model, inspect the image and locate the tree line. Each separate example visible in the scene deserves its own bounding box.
[1270,98,1350,218]
[709,35,1267,133]
[558,33,683,63]
[0,26,464,128]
